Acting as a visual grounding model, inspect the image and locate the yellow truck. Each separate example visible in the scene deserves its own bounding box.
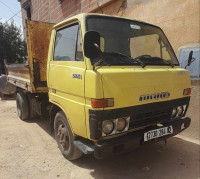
[6,13,192,160]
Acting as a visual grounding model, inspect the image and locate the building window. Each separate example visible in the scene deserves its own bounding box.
[26,6,31,20]
[58,0,64,4]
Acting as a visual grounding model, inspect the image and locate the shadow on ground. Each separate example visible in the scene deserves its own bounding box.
[0,93,15,100]
[74,138,199,179]
[25,117,54,137]
[28,117,199,179]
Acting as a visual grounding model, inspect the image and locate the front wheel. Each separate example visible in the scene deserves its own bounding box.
[54,111,83,160]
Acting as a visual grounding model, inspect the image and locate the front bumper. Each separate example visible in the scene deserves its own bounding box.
[74,117,191,159]
[94,117,190,159]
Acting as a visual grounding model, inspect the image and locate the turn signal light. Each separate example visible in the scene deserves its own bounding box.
[183,88,191,96]
[91,98,114,108]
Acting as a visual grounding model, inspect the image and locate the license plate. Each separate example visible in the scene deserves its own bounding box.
[144,126,173,142]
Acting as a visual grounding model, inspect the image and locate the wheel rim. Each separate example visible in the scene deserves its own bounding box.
[56,122,70,152]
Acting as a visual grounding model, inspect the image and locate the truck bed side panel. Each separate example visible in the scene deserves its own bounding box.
[6,64,32,92]
[26,20,54,93]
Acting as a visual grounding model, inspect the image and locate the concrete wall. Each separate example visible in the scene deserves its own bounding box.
[19,0,200,54]
[124,0,200,54]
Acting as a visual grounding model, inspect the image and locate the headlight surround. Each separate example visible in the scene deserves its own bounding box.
[171,106,185,119]
[102,117,130,136]
[102,120,114,135]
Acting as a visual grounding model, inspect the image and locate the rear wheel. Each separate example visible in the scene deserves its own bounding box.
[54,111,83,160]
[16,92,29,120]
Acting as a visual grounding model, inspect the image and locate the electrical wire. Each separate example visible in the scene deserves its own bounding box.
[96,0,103,14]
[0,0,22,19]
[5,10,21,23]
[117,0,126,16]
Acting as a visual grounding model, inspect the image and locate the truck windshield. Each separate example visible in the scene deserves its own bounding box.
[86,16,179,66]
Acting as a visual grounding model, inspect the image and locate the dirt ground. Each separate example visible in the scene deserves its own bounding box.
[0,83,199,179]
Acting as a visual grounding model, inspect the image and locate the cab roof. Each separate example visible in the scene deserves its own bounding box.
[53,13,159,29]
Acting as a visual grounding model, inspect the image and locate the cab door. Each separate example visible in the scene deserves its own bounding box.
[48,22,87,138]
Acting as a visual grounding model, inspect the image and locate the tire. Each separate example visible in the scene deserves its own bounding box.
[16,92,30,121]
[54,111,83,160]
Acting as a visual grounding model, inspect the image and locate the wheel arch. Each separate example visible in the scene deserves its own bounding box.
[50,103,74,134]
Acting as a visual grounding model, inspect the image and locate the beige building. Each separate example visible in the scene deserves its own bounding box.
[18,0,199,54]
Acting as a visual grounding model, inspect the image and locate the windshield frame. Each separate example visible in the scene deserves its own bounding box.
[85,15,179,67]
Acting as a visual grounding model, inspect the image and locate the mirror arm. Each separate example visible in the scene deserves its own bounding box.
[93,43,105,71]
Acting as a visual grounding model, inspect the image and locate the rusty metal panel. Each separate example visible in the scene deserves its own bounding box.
[6,64,30,79]
[26,20,54,93]
[5,63,32,92]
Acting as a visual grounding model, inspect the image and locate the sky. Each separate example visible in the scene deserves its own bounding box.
[0,0,22,28]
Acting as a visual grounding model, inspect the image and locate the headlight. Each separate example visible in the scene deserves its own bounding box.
[102,117,130,136]
[177,106,184,116]
[102,120,114,135]
[117,118,126,132]
[171,108,177,118]
[171,106,185,119]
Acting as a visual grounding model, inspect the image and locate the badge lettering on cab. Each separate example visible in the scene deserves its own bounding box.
[72,73,82,80]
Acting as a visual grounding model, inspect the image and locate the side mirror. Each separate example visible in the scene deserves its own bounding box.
[84,31,100,58]
[187,50,193,66]
[185,50,195,69]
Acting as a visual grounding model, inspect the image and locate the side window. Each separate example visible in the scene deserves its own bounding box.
[54,24,79,61]
[75,28,83,61]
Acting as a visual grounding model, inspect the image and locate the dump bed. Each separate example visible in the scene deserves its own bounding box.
[6,20,54,93]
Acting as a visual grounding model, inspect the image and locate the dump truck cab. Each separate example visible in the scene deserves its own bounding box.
[46,13,191,159]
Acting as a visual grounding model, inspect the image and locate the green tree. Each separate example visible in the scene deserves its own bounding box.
[0,21,27,73]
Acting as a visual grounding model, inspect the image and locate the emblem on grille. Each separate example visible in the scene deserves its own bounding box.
[139,92,170,101]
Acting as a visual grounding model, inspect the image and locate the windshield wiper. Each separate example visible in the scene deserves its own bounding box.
[133,58,146,68]
[151,57,175,68]
[108,52,130,58]
[107,52,146,68]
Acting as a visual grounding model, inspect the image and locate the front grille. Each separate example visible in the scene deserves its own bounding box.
[129,108,171,129]
[89,97,190,140]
